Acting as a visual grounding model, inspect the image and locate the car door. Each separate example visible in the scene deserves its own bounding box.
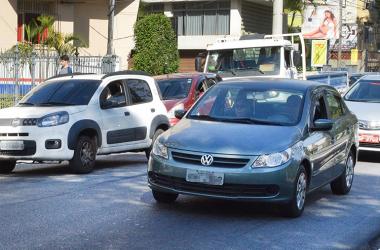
[325,90,350,177]
[98,79,137,150]
[304,89,335,189]
[124,78,155,144]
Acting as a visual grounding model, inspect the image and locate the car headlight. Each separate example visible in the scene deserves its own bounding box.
[253,148,292,168]
[152,140,168,159]
[359,120,380,130]
[37,111,69,127]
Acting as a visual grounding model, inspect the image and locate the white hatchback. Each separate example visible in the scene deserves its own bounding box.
[0,71,170,173]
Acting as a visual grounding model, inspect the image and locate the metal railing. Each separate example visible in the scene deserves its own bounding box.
[0,48,119,109]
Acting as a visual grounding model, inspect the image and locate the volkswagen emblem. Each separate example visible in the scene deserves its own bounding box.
[11,119,21,127]
[200,154,213,166]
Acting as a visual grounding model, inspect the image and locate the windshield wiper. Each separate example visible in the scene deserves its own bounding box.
[189,114,221,121]
[37,101,73,106]
[223,118,286,126]
[18,102,35,106]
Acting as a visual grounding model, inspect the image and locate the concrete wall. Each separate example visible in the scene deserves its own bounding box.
[0,0,18,50]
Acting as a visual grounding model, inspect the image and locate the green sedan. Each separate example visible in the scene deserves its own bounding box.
[148,79,359,217]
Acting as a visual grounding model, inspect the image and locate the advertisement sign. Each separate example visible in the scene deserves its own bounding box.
[351,49,358,65]
[311,40,328,67]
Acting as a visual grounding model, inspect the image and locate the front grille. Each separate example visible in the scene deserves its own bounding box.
[0,141,36,156]
[360,142,380,148]
[149,172,279,197]
[171,151,250,168]
[0,133,29,137]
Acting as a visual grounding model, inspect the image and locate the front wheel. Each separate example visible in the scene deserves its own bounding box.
[145,129,165,160]
[152,190,178,203]
[0,160,16,174]
[69,135,97,174]
[330,151,355,195]
[282,165,307,218]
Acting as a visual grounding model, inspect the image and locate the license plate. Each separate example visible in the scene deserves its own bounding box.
[0,141,24,150]
[186,169,224,186]
[359,134,380,144]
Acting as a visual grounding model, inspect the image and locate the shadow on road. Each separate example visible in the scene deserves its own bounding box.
[359,151,380,163]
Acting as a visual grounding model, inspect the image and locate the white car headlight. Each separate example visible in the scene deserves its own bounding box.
[37,111,69,127]
[152,140,168,159]
[253,148,292,168]
[359,120,380,130]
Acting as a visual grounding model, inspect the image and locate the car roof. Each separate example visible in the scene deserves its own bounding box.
[217,78,327,92]
[360,75,380,81]
[154,72,217,80]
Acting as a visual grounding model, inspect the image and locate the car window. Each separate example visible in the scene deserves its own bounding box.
[19,79,100,106]
[126,79,153,105]
[157,78,192,100]
[344,80,380,103]
[100,80,126,109]
[326,92,344,119]
[189,85,305,126]
[312,95,328,122]
[206,78,217,88]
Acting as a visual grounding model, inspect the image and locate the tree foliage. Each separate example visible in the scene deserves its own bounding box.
[133,14,179,75]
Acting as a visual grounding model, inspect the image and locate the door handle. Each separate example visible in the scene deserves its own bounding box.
[151,108,155,113]
[124,112,130,116]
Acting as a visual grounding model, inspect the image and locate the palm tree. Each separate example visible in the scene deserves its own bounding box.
[284,0,304,29]
[44,30,85,56]
[36,15,55,42]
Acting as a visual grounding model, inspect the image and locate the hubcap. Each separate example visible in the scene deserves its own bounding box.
[296,172,307,210]
[345,155,354,188]
[80,141,94,167]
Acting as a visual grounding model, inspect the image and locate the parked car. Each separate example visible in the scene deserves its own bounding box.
[155,73,221,126]
[0,71,170,174]
[349,72,380,87]
[148,79,358,217]
[344,75,380,152]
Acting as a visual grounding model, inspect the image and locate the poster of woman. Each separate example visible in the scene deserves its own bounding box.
[302,6,339,41]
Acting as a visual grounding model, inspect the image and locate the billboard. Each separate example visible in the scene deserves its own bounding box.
[311,40,328,67]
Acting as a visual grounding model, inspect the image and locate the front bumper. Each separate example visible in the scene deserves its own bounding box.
[358,129,380,152]
[0,124,74,161]
[148,151,300,202]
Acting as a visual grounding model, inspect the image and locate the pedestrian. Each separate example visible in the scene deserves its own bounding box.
[58,55,73,75]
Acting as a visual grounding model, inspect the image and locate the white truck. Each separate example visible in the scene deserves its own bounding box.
[196,33,307,80]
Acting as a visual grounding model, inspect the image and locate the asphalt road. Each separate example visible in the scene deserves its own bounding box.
[0,152,379,250]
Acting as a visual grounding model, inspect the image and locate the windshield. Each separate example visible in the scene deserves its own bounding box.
[19,79,100,106]
[157,78,193,100]
[188,85,304,126]
[344,80,380,103]
[206,47,281,78]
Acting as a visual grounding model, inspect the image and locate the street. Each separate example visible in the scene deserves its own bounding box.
[0,152,379,250]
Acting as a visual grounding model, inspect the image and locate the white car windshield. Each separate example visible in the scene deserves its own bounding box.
[345,80,380,103]
[206,47,281,77]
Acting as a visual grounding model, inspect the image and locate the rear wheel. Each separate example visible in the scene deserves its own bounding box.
[283,165,307,218]
[152,190,178,203]
[69,135,97,174]
[0,160,16,174]
[330,151,354,195]
[145,129,165,160]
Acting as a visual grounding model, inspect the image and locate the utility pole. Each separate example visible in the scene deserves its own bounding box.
[337,0,343,67]
[272,0,283,35]
[107,0,115,55]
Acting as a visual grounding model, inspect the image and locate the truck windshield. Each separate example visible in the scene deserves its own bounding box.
[206,47,281,77]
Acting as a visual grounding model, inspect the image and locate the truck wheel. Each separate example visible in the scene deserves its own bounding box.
[282,165,307,218]
[152,190,178,203]
[145,129,165,160]
[0,160,16,174]
[69,135,97,174]
[330,151,354,195]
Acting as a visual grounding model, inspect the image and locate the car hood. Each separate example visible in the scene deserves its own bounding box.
[0,106,86,119]
[163,99,186,111]
[345,101,380,121]
[160,119,302,156]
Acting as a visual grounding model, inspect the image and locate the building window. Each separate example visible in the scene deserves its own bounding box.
[173,1,230,36]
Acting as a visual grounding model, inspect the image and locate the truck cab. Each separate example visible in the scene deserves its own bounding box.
[197,34,306,80]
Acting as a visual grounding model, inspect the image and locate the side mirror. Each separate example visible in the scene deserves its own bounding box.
[313,119,334,131]
[195,56,203,72]
[293,51,302,67]
[174,109,186,120]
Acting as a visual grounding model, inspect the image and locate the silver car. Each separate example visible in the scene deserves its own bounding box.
[344,75,380,152]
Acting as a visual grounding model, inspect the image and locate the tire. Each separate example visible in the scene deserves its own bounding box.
[152,190,178,203]
[145,128,165,160]
[0,160,16,174]
[69,135,97,174]
[330,151,355,195]
[283,165,307,218]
